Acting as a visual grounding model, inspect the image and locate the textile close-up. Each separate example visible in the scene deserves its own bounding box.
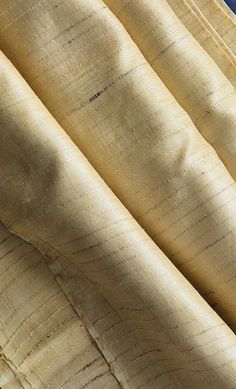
[0,0,236,388]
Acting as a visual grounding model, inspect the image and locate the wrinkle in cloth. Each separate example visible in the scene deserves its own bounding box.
[0,1,236,388]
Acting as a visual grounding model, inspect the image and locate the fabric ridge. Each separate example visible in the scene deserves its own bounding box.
[0,1,236,388]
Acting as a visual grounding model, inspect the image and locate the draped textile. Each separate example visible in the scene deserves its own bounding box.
[0,1,236,388]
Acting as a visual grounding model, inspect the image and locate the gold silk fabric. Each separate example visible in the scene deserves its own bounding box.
[0,0,236,388]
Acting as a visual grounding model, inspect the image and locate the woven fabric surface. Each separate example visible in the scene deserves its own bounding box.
[0,1,236,388]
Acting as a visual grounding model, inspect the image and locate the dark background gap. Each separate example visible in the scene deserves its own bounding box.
[224,0,236,13]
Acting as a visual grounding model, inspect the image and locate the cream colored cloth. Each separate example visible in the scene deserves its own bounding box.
[0,1,236,388]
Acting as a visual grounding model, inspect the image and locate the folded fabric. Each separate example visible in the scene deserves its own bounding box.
[0,1,235,388]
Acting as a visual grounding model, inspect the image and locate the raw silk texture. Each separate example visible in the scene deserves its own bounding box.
[0,0,236,388]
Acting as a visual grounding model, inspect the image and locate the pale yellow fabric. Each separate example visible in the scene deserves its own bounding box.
[0,224,119,388]
[191,0,236,55]
[167,0,236,84]
[215,0,236,18]
[0,1,236,388]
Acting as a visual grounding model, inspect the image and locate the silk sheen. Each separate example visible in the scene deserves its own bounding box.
[0,1,236,388]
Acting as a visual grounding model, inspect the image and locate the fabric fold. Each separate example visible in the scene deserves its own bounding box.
[167,0,236,84]
[190,0,236,55]
[0,0,235,329]
[215,0,236,18]
[104,0,236,180]
[1,51,236,388]
[0,223,120,388]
